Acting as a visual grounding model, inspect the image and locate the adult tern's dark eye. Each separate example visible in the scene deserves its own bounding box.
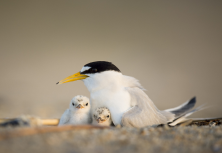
[92,69,97,72]
[86,103,88,106]
[107,115,109,118]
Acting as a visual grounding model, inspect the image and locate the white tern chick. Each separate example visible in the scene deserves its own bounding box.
[92,107,112,126]
[59,95,91,125]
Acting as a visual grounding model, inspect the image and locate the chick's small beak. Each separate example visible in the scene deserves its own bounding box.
[56,72,88,85]
[76,104,84,109]
[97,117,106,123]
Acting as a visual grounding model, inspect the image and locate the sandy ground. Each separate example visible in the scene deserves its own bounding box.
[0,125,221,153]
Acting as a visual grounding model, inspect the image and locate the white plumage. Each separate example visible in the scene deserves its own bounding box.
[59,95,91,125]
[83,71,131,125]
[83,71,175,126]
[58,61,201,128]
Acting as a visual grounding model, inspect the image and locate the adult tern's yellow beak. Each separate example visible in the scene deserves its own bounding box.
[56,72,88,84]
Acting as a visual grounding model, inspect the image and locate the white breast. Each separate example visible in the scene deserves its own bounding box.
[83,71,132,125]
[90,88,131,125]
[69,112,90,125]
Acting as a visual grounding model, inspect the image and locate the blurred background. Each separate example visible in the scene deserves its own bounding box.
[0,0,221,119]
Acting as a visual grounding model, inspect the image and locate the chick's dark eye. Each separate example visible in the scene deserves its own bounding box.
[107,115,109,118]
[86,103,88,106]
[72,103,74,106]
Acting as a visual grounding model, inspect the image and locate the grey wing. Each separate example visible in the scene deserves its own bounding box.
[58,109,70,125]
[121,87,175,128]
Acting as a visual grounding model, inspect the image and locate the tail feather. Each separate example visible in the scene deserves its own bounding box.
[165,97,196,118]
[168,104,206,126]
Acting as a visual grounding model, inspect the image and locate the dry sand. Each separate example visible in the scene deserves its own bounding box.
[0,124,221,153]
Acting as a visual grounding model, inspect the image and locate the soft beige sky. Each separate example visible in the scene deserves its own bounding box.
[0,0,222,118]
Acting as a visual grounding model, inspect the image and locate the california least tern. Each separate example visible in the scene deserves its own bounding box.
[57,61,199,127]
[92,107,112,126]
[59,95,91,125]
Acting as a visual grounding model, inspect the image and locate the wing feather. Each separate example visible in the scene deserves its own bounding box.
[121,87,175,128]
[120,76,204,128]
[58,109,70,125]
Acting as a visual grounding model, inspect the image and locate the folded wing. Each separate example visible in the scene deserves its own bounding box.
[121,87,175,127]
[121,76,203,127]
[58,109,70,125]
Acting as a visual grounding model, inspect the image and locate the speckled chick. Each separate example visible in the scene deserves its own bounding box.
[92,107,112,126]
